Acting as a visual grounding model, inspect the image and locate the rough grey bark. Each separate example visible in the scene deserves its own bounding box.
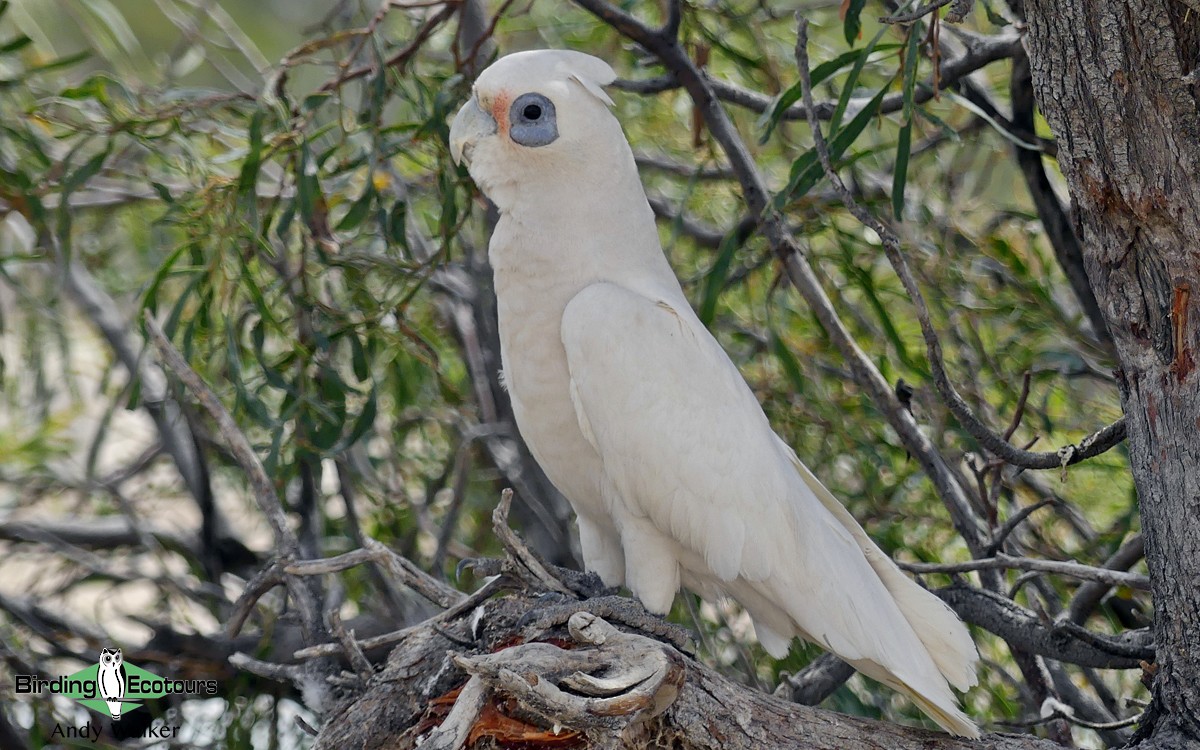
[1008,49,1111,346]
[1023,2,1200,746]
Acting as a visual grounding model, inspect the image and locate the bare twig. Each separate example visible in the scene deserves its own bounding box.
[286,540,464,609]
[1010,50,1109,344]
[316,3,457,94]
[492,489,574,596]
[936,584,1153,668]
[1067,534,1146,624]
[985,498,1057,555]
[329,608,374,683]
[293,575,506,660]
[55,236,209,507]
[0,517,189,552]
[228,560,289,638]
[883,0,954,24]
[229,652,306,682]
[635,152,734,180]
[144,312,296,555]
[615,30,1021,126]
[776,653,856,706]
[900,553,1150,589]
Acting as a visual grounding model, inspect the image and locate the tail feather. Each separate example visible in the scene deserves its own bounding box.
[770,444,979,737]
[909,690,979,738]
[848,657,980,738]
[791,452,979,692]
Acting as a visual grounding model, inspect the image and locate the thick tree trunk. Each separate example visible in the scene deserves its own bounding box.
[1023,2,1200,746]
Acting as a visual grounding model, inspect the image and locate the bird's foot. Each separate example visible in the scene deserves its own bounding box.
[455,556,504,581]
[518,594,693,652]
[483,492,617,599]
[542,563,615,600]
[457,555,611,600]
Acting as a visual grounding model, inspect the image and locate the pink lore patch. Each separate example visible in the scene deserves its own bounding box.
[491,91,511,137]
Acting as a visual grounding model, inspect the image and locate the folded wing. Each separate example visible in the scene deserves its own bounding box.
[560,281,978,737]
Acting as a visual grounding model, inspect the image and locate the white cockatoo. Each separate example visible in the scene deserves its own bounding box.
[449,49,979,737]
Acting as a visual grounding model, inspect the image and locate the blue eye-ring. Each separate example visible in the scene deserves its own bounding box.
[509,92,558,148]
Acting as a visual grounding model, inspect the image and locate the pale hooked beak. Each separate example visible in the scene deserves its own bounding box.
[449,95,497,167]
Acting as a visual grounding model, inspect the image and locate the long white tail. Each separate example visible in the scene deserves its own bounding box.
[790,451,980,737]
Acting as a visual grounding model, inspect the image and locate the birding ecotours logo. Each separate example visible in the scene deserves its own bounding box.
[14,648,220,720]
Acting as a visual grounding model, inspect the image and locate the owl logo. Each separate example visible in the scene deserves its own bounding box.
[97,648,128,721]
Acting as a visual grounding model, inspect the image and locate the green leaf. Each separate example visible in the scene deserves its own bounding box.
[150,181,174,203]
[337,187,375,231]
[901,26,921,124]
[980,0,1011,26]
[338,391,378,451]
[237,110,266,197]
[297,144,321,223]
[843,0,869,45]
[62,143,112,194]
[0,35,32,54]
[831,25,890,132]
[837,241,924,375]
[28,50,90,76]
[276,201,296,240]
[303,92,332,112]
[775,83,890,208]
[769,330,807,397]
[349,333,370,382]
[698,229,747,326]
[758,44,900,144]
[141,242,191,314]
[916,107,958,140]
[388,201,408,252]
[892,121,912,220]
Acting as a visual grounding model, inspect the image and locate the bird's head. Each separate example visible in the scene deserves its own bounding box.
[449,50,620,207]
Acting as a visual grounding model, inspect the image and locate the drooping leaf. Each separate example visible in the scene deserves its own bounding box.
[893,120,912,220]
[758,44,901,143]
[775,83,890,208]
[698,229,748,326]
[842,0,869,45]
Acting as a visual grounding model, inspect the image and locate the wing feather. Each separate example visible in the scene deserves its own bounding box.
[561,282,977,736]
[561,282,791,584]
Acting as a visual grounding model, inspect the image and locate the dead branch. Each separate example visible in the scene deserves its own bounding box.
[901,552,1151,590]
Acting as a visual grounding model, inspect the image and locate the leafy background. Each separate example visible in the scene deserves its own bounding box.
[0,0,1140,747]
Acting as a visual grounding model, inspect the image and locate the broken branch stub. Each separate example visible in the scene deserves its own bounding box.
[419,611,685,748]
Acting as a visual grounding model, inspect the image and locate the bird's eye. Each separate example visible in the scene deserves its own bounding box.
[509,93,557,148]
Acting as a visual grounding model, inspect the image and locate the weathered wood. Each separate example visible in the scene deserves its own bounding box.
[314,592,1062,750]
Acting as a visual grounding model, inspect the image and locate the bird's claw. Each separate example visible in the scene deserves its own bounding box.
[518,595,693,652]
[455,556,503,582]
